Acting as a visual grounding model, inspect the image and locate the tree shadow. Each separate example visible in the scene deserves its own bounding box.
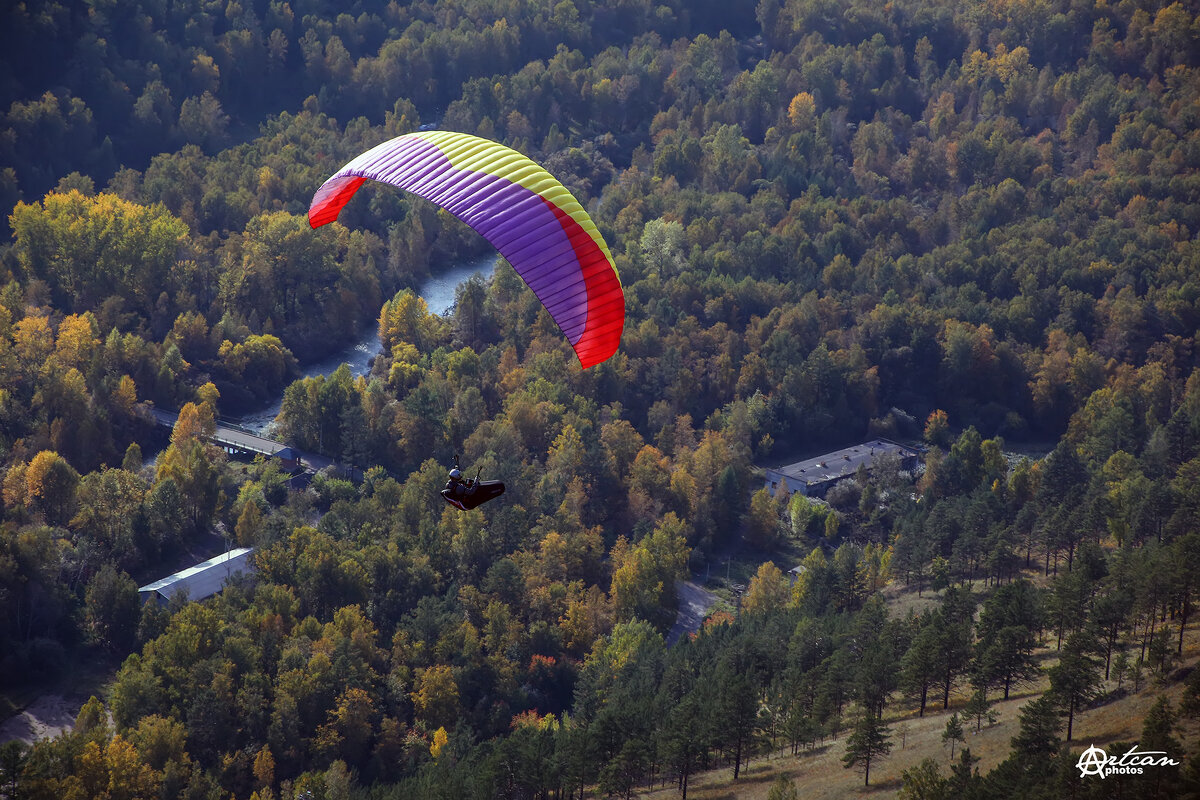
[861,776,904,794]
[795,743,833,758]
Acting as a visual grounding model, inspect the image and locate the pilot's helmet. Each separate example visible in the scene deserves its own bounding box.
[449,468,463,480]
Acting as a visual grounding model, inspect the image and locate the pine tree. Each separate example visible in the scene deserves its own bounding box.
[962,688,997,733]
[973,580,1041,699]
[947,747,981,795]
[843,708,892,786]
[0,741,26,800]
[1010,696,1063,760]
[715,659,758,781]
[942,712,965,760]
[1139,697,1183,800]
[901,616,941,716]
[899,757,948,800]
[1111,650,1130,691]
[935,587,976,709]
[1181,666,1200,718]
[1047,631,1102,741]
[659,690,708,800]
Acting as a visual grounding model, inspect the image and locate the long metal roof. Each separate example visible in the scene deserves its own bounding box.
[138,547,255,602]
[765,439,917,487]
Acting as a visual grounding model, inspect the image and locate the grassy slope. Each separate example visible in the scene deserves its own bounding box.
[639,583,1200,799]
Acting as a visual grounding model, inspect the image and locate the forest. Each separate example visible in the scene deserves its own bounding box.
[1,0,1200,797]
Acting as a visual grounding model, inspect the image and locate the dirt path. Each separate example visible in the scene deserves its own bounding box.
[668,580,720,646]
[0,694,81,745]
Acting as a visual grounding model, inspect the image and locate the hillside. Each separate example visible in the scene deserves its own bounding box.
[644,587,1200,799]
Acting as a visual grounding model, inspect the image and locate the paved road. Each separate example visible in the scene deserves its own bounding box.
[148,408,334,472]
[667,580,720,646]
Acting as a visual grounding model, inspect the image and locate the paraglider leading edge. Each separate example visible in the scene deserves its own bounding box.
[308,130,624,369]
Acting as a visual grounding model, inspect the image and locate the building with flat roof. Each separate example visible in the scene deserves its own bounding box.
[138,547,255,607]
[762,439,920,499]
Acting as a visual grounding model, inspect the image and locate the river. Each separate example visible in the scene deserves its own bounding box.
[0,255,503,747]
[232,254,499,433]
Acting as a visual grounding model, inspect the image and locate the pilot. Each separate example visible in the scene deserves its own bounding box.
[445,468,473,498]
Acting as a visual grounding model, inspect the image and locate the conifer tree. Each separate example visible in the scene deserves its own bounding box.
[902,616,941,716]
[715,654,758,780]
[1047,631,1102,741]
[899,757,947,800]
[942,712,964,760]
[1010,696,1063,760]
[962,688,997,733]
[843,707,892,787]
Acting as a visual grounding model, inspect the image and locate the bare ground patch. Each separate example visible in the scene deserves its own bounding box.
[0,693,83,745]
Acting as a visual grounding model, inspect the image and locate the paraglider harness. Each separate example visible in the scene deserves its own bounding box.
[441,455,505,510]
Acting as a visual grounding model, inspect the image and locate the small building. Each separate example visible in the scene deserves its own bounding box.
[138,547,255,607]
[762,439,920,499]
[287,471,314,491]
[272,446,302,472]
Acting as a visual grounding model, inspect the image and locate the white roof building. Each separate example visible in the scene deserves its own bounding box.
[762,439,920,498]
[138,547,255,606]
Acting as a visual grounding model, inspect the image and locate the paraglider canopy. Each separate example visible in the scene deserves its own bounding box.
[309,131,624,369]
